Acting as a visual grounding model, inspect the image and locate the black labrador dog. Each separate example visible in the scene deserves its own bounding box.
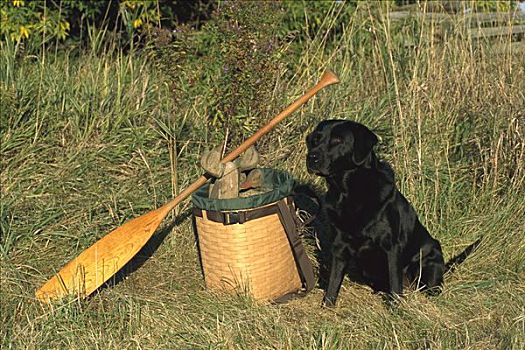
[306,120,481,306]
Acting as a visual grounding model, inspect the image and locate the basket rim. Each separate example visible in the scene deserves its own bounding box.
[191,168,294,211]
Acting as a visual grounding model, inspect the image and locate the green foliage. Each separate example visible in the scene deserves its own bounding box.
[154,1,287,146]
[473,0,517,12]
[205,2,286,141]
[0,0,162,50]
[119,0,161,39]
[0,0,74,43]
[280,0,358,43]
[0,83,15,134]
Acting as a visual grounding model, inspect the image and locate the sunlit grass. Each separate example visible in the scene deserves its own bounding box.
[1,2,524,349]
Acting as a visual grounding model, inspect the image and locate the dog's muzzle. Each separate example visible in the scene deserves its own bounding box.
[306,151,328,176]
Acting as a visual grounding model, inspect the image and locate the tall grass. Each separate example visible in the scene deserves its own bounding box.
[1,2,524,349]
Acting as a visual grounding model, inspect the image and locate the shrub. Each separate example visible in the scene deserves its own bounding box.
[0,0,76,43]
[153,1,287,147]
[0,0,184,51]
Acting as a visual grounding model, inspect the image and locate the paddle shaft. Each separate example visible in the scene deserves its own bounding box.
[161,70,340,214]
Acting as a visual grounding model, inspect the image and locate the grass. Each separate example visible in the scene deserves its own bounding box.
[1,3,524,349]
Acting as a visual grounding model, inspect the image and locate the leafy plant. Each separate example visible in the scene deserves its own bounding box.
[280,0,359,43]
[0,0,165,52]
[153,1,288,147]
[0,0,73,43]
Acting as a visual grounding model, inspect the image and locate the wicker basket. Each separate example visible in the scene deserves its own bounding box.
[192,169,313,301]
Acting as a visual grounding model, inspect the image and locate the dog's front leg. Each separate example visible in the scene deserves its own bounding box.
[386,249,403,298]
[323,246,348,307]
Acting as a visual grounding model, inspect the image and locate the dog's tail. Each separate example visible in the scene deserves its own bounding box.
[444,237,483,274]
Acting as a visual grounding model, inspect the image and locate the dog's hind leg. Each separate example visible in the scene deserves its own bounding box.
[415,242,445,295]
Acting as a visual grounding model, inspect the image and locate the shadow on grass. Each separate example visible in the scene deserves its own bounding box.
[94,209,193,296]
[292,182,333,291]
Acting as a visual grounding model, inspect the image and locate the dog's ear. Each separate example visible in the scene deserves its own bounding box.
[352,124,378,165]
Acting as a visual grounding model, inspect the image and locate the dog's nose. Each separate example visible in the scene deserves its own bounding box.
[306,151,323,174]
[307,152,320,163]
[306,152,321,165]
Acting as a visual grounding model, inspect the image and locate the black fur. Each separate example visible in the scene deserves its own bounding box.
[306,120,481,306]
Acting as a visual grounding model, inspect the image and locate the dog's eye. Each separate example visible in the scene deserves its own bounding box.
[330,137,342,146]
[308,133,321,146]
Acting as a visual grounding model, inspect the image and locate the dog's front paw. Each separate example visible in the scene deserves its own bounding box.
[322,295,337,308]
[423,285,443,297]
[382,292,402,309]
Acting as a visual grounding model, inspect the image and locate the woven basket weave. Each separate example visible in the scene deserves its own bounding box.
[192,169,303,301]
[194,202,302,300]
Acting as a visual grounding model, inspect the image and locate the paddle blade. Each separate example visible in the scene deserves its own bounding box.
[35,206,170,302]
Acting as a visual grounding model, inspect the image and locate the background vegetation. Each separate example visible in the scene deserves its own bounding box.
[1,0,524,349]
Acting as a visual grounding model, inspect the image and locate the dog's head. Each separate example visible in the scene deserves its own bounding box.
[306,120,378,176]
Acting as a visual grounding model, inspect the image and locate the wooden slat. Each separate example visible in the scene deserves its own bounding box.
[465,12,525,23]
[469,25,525,39]
[388,11,450,22]
[487,40,525,53]
[388,11,525,26]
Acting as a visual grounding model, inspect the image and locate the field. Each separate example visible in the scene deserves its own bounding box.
[1,3,524,349]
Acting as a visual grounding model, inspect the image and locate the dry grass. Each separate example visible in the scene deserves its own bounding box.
[1,3,524,349]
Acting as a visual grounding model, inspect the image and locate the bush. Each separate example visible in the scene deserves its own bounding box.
[153,1,287,147]
[0,0,103,45]
[0,0,211,52]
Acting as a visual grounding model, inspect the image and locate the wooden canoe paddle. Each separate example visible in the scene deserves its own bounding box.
[35,70,340,303]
